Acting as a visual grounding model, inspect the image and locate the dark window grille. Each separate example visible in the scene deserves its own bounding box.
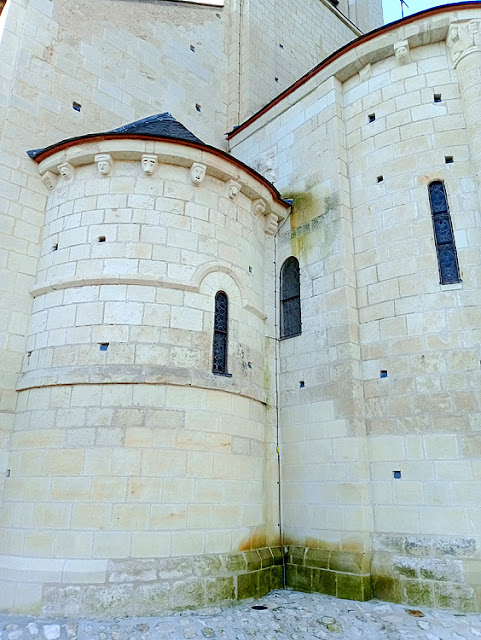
[213,291,228,375]
[280,257,301,339]
[428,181,461,285]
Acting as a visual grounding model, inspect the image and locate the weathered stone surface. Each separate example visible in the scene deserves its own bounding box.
[419,559,463,583]
[243,551,262,572]
[305,548,330,569]
[393,556,419,578]
[192,555,223,577]
[222,554,247,573]
[237,571,259,600]
[133,583,171,615]
[403,580,434,608]
[434,583,476,612]
[205,577,235,604]
[83,585,134,617]
[172,580,205,610]
[108,560,157,583]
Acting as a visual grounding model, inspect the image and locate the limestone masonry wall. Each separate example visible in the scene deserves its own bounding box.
[0,138,289,613]
[230,7,481,611]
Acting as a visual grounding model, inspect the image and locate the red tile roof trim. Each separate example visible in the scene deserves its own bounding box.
[226,2,481,141]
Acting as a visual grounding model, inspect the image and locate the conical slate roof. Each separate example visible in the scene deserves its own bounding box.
[27,112,203,160]
[109,112,203,142]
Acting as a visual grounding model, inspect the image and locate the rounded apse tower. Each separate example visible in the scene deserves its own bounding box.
[1,114,289,615]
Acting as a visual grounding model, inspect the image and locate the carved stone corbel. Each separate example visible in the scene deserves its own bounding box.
[264,212,279,236]
[190,162,206,185]
[227,180,241,200]
[394,40,410,65]
[95,154,113,176]
[41,171,57,191]
[141,154,158,175]
[57,162,74,181]
[252,198,266,217]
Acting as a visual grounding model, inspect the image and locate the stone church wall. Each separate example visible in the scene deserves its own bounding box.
[0,139,289,613]
[230,6,481,611]
[0,0,381,538]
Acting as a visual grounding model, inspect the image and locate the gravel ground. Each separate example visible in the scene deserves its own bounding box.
[2,590,481,640]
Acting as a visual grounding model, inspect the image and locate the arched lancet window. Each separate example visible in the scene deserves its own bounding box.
[280,257,301,339]
[428,181,461,285]
[213,291,228,375]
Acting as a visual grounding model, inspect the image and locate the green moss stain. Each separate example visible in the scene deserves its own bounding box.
[281,185,339,261]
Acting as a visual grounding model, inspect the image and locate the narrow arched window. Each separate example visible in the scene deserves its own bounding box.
[428,181,461,284]
[213,291,228,375]
[280,257,301,339]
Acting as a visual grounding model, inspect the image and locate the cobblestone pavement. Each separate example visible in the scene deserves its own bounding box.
[2,590,481,640]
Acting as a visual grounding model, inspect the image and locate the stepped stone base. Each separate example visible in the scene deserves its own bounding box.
[38,548,284,617]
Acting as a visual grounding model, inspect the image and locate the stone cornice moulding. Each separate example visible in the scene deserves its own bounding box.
[227,4,481,146]
[16,366,268,405]
[36,139,290,223]
[29,271,267,322]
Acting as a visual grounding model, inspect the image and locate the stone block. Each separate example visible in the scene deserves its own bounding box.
[133,583,170,615]
[393,556,418,578]
[108,559,157,583]
[312,568,337,597]
[222,553,246,573]
[206,576,235,604]
[243,550,262,571]
[258,547,273,569]
[172,579,205,610]
[305,548,330,569]
[402,579,434,607]
[270,565,284,590]
[192,554,223,577]
[419,558,463,583]
[83,584,134,617]
[434,582,476,612]
[258,568,271,597]
[336,573,371,601]
[237,571,259,600]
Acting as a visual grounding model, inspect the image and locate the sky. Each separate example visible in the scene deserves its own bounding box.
[383,0,474,25]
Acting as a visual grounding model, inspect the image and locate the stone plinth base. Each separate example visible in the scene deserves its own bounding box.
[0,548,284,616]
[285,546,372,601]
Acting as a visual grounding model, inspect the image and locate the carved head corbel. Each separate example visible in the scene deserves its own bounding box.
[190,162,206,185]
[95,153,113,176]
[252,198,266,217]
[141,154,158,175]
[227,180,241,200]
[394,40,410,65]
[57,162,74,181]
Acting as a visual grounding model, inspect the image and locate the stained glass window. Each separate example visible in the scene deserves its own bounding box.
[213,291,228,375]
[428,181,461,285]
[280,257,301,339]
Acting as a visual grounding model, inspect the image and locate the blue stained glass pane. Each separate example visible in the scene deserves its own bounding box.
[430,182,448,214]
[428,181,460,284]
[438,246,459,284]
[213,292,228,374]
[433,215,453,245]
[280,257,301,338]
